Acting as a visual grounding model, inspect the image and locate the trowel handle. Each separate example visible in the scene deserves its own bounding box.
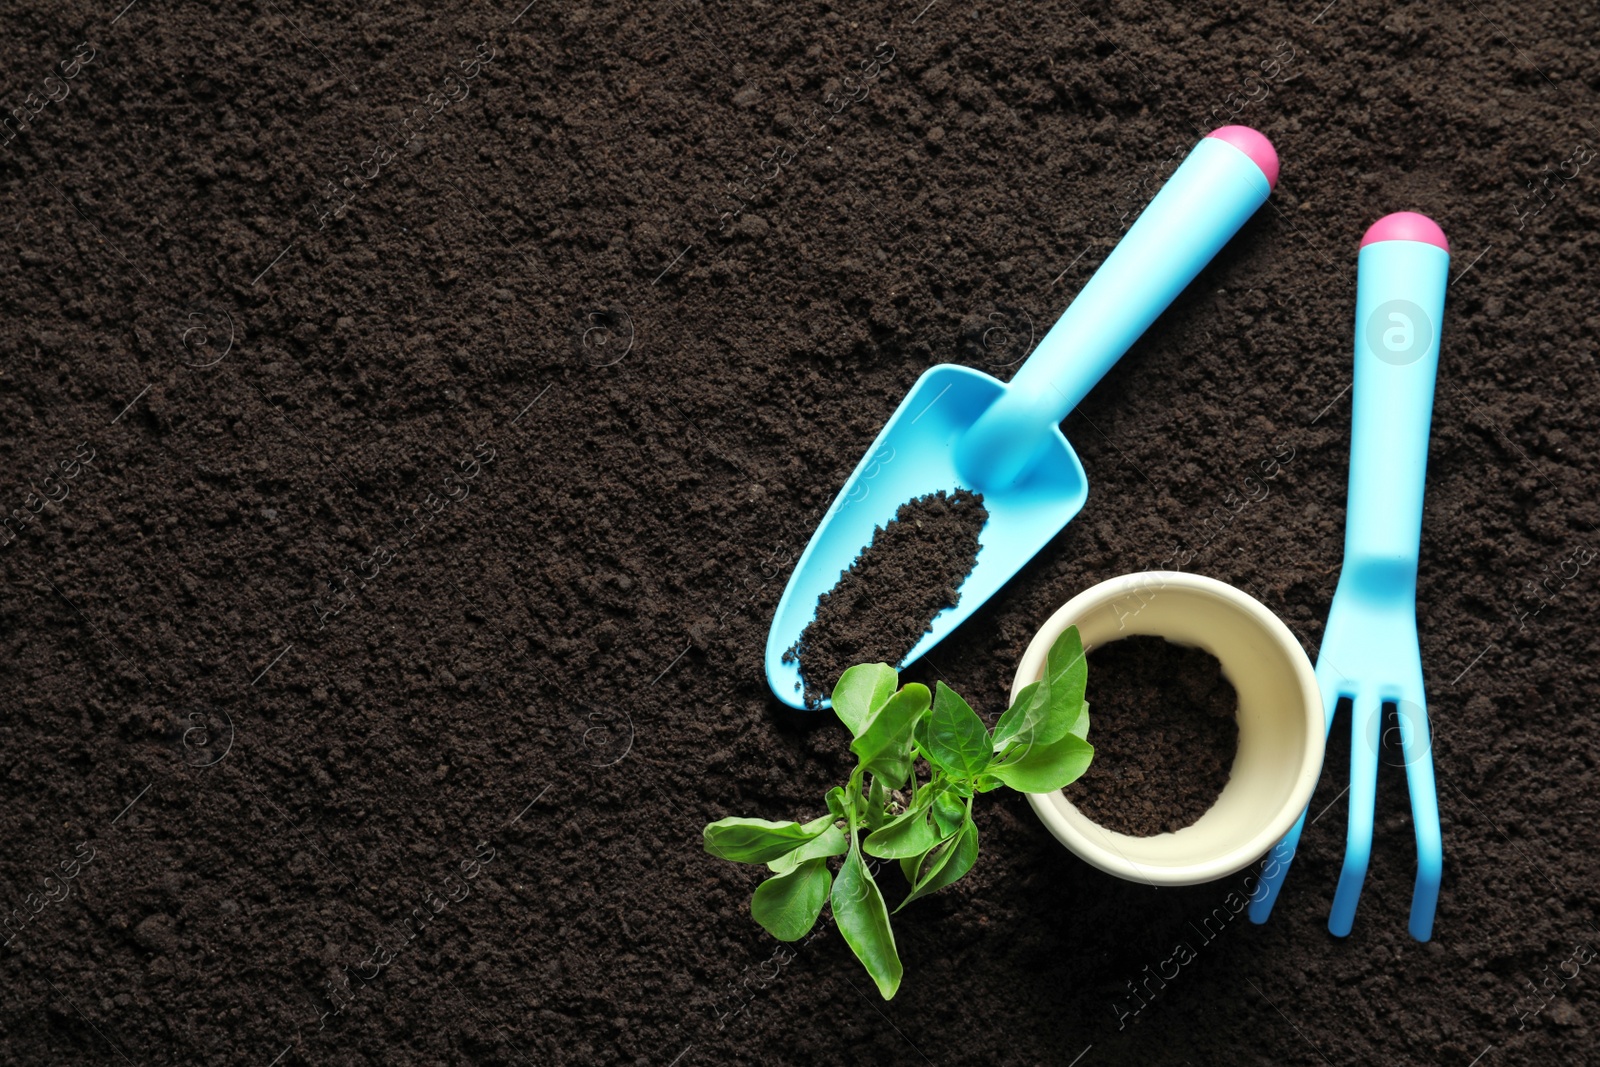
[1342,213,1449,580]
[1009,126,1277,421]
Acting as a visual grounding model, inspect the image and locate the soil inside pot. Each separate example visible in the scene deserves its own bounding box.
[784,488,987,707]
[1070,636,1239,836]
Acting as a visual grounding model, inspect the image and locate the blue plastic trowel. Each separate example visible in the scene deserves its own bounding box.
[765,126,1280,709]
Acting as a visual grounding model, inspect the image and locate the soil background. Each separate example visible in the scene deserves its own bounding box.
[1,1,1597,1065]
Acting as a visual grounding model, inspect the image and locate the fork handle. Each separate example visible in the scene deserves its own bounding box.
[1342,213,1450,583]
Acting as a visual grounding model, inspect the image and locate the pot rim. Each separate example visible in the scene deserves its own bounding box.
[1012,570,1324,886]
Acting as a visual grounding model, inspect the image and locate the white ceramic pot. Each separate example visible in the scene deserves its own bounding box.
[1012,571,1323,886]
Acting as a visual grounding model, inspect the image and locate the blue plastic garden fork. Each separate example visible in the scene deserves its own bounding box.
[1248,212,1449,941]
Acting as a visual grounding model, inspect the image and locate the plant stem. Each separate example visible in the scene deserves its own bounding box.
[846,765,866,836]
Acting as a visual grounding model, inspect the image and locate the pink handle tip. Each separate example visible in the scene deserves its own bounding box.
[1360,211,1449,253]
[1206,126,1278,189]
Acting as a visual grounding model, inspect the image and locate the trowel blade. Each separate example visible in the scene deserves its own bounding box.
[764,364,1089,710]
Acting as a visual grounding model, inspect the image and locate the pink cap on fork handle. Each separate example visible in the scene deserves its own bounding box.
[1206,125,1279,190]
[1361,211,1449,252]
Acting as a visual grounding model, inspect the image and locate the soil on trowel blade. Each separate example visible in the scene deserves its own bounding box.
[785,489,987,707]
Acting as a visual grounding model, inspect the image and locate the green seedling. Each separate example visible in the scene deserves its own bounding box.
[703,626,1093,999]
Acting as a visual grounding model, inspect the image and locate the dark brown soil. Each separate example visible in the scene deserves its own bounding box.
[1071,636,1239,835]
[2,1,1598,1065]
[785,488,987,706]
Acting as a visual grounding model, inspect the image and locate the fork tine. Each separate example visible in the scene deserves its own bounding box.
[1329,691,1380,936]
[1247,810,1307,924]
[1249,671,1345,925]
[1399,693,1442,941]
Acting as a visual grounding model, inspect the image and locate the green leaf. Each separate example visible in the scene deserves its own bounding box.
[703,817,828,864]
[899,836,944,894]
[897,816,979,911]
[752,858,833,941]
[1042,625,1090,740]
[932,788,966,837]
[988,732,1095,793]
[1045,625,1089,704]
[832,663,898,737]
[768,823,847,873]
[862,800,942,859]
[850,684,929,783]
[917,683,992,779]
[799,814,834,834]
[991,679,1048,752]
[1069,702,1090,741]
[993,626,1088,750]
[831,838,902,999]
[876,750,916,791]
